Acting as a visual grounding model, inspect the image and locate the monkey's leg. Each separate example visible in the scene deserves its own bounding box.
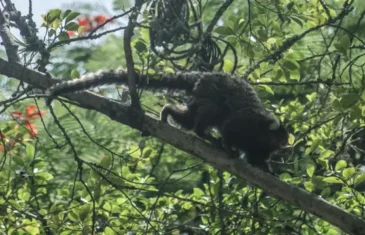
[160,104,195,130]
[192,102,223,142]
[217,114,251,158]
[245,154,271,173]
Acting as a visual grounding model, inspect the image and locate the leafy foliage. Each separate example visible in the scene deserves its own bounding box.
[1,0,365,234]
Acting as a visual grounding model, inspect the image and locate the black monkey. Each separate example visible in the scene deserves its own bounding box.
[47,70,288,171]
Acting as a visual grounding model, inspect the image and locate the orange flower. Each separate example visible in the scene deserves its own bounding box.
[94,15,107,25]
[78,17,92,31]
[25,122,38,136]
[25,105,45,120]
[67,31,75,37]
[11,111,23,118]
[11,105,45,137]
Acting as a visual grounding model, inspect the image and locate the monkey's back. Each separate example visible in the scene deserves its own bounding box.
[192,73,266,114]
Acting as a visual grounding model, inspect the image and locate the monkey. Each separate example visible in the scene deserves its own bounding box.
[218,109,288,171]
[47,70,289,171]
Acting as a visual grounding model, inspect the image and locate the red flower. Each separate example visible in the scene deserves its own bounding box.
[78,17,92,32]
[10,105,45,137]
[25,122,38,136]
[67,31,75,37]
[11,111,23,118]
[25,105,45,120]
[94,15,107,25]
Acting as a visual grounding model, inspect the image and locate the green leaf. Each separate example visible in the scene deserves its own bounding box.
[94,183,102,202]
[331,98,342,111]
[258,85,274,95]
[306,164,315,177]
[193,188,204,197]
[13,156,24,166]
[341,93,358,109]
[267,38,277,45]
[350,105,362,120]
[321,187,331,198]
[100,155,112,168]
[334,43,347,56]
[35,172,54,181]
[304,181,314,192]
[70,69,80,79]
[290,16,303,27]
[48,29,56,37]
[235,18,245,32]
[24,222,40,235]
[58,31,70,41]
[143,149,153,159]
[288,134,295,145]
[134,40,147,53]
[26,144,35,158]
[68,211,79,221]
[105,227,115,235]
[121,166,131,179]
[335,160,347,171]
[163,68,175,74]
[223,59,234,73]
[214,26,235,36]
[281,59,300,71]
[309,139,320,154]
[355,174,365,185]
[65,12,81,24]
[323,177,343,184]
[280,173,292,182]
[339,34,351,50]
[319,150,333,159]
[103,202,111,211]
[19,191,30,201]
[317,158,329,170]
[78,204,91,222]
[46,9,62,24]
[342,167,355,179]
[62,10,71,20]
[272,21,280,32]
[33,158,46,168]
[78,26,87,35]
[289,70,300,81]
[306,93,317,102]
[64,22,79,31]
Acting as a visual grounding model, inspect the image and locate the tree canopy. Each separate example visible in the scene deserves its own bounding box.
[1,0,365,234]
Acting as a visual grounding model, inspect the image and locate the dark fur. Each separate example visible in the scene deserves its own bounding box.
[219,110,288,171]
[47,70,288,171]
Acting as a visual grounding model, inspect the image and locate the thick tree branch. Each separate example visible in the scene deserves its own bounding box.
[0,58,364,234]
[0,10,20,62]
[123,1,144,108]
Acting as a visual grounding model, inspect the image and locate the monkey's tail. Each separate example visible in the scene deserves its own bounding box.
[46,69,210,99]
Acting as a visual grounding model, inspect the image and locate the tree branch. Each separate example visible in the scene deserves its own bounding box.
[123,1,144,108]
[0,10,20,62]
[0,58,364,234]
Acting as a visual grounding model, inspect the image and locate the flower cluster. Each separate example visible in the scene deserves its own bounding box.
[67,14,113,37]
[11,105,45,137]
